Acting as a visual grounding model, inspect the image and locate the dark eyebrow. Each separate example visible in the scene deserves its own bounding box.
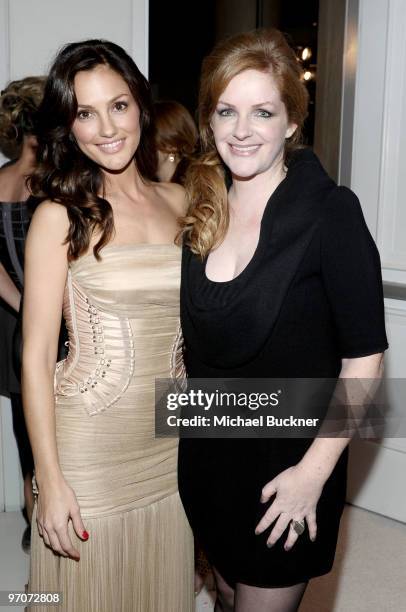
[77,93,129,109]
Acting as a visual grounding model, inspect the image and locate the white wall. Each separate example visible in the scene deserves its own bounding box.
[343,0,406,522]
[0,0,148,166]
[0,396,23,511]
[349,0,406,279]
[0,0,148,511]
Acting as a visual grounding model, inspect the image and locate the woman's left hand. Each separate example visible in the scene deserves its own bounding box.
[255,463,325,551]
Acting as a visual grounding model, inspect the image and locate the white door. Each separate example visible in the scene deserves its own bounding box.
[344,0,406,522]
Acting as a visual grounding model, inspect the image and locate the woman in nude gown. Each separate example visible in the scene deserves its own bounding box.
[22,40,193,611]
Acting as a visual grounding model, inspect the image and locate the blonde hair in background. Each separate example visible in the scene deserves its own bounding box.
[0,76,46,160]
[181,28,309,258]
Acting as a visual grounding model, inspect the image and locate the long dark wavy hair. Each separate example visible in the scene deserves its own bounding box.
[29,40,157,261]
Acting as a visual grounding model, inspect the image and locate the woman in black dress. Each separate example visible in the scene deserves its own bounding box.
[0,76,45,551]
[178,29,387,611]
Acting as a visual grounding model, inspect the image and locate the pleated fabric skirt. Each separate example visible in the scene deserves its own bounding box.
[29,491,194,612]
[27,382,195,612]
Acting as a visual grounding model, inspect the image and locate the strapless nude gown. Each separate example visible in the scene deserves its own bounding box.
[28,244,194,612]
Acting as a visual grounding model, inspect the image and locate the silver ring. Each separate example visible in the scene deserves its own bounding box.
[291,519,305,535]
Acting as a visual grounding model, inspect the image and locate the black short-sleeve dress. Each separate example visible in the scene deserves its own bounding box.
[0,200,33,477]
[0,200,29,394]
[178,148,388,587]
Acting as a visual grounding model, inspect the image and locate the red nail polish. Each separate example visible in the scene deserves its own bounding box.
[82,530,89,540]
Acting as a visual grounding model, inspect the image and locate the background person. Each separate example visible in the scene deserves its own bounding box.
[154,100,198,184]
[0,76,45,552]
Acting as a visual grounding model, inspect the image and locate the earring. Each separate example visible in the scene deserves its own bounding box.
[168,153,176,162]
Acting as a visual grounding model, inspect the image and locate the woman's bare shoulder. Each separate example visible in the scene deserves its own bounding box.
[32,199,68,221]
[29,200,70,242]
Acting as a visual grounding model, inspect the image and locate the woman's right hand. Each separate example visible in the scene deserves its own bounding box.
[36,475,88,560]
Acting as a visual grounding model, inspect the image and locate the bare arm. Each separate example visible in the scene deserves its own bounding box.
[256,353,384,549]
[22,201,87,559]
[22,201,68,486]
[0,262,21,312]
[296,353,384,482]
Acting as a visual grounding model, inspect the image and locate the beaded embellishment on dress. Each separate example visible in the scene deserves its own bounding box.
[54,270,135,416]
